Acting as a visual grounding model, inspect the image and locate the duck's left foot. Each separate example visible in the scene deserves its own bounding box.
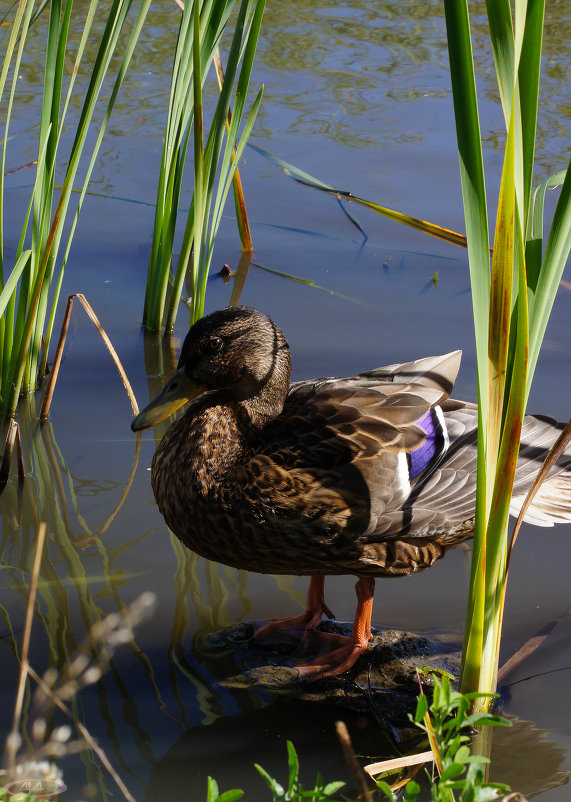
[251,576,334,649]
[297,575,375,682]
[251,611,322,649]
[296,638,367,681]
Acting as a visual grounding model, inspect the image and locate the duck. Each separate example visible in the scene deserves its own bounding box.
[131,306,571,681]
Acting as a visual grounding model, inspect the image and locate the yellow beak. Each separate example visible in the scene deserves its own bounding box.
[131,368,205,431]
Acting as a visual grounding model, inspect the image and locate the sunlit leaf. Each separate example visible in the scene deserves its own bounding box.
[249,144,469,248]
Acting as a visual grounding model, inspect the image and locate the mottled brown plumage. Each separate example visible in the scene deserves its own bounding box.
[132,306,571,680]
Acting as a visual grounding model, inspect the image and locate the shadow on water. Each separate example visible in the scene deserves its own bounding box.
[146,709,569,801]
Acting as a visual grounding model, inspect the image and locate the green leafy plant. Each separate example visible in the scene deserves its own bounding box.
[255,741,346,802]
[205,776,244,802]
[143,0,265,333]
[443,0,570,708]
[377,676,512,802]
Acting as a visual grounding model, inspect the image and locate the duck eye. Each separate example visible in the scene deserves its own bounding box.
[208,336,223,352]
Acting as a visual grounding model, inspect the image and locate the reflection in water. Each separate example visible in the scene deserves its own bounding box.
[1,400,160,798]
[256,1,570,172]
[489,717,569,798]
[8,0,569,204]
[0,390,314,797]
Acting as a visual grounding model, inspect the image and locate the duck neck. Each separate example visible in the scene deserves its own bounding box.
[230,326,292,428]
[153,396,247,499]
[236,370,289,428]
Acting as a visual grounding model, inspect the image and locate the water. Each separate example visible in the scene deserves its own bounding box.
[1,1,570,800]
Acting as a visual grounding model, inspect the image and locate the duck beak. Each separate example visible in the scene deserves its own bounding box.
[131,368,205,431]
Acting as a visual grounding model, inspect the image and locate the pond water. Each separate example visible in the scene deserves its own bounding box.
[1,1,570,800]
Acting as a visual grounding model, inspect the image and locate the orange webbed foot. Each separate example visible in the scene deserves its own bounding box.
[252,576,334,649]
[251,575,376,683]
[296,575,376,682]
[297,640,367,681]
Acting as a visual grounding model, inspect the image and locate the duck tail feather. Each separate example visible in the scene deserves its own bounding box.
[510,470,571,527]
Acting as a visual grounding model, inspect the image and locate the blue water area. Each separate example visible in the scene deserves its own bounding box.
[1,2,570,800]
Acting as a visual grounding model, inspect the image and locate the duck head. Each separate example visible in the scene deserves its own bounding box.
[131,307,292,431]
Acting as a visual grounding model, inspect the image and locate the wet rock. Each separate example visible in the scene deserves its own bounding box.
[201,619,461,742]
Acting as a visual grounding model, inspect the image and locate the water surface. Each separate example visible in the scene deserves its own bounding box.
[1,1,570,800]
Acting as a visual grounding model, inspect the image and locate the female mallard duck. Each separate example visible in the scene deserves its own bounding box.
[132,306,571,680]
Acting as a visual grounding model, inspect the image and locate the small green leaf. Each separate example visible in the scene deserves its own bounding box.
[254,763,282,795]
[403,779,421,801]
[322,780,346,796]
[216,791,244,802]
[440,761,466,782]
[376,780,397,801]
[472,786,510,802]
[454,744,472,763]
[414,693,429,722]
[286,740,300,792]
[207,777,219,802]
[464,754,491,765]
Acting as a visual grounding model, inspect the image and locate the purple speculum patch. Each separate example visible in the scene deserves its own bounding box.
[407,409,445,480]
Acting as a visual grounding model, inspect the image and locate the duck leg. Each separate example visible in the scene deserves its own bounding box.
[297,576,375,681]
[303,575,335,626]
[252,575,335,647]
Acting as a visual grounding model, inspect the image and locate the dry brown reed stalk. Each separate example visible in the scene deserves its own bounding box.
[4,160,38,176]
[228,252,253,307]
[40,293,139,423]
[363,751,434,781]
[213,49,253,253]
[0,418,25,492]
[27,666,138,802]
[386,765,425,793]
[497,609,570,684]
[7,523,47,773]
[7,593,155,802]
[335,720,373,802]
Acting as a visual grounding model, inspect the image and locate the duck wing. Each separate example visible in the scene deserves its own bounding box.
[373,405,571,544]
[247,352,462,541]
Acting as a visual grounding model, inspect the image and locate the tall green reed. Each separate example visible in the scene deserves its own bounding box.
[443,0,570,708]
[143,0,265,334]
[0,0,151,421]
